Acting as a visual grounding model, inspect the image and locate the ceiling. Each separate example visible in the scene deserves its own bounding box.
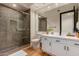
[2,3,68,14]
[31,3,68,14]
[2,3,33,11]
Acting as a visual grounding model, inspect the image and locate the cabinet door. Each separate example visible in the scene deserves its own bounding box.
[52,43,67,56]
[46,38,52,54]
[67,45,79,56]
[66,40,79,56]
[41,37,52,54]
[51,38,67,56]
[41,37,47,52]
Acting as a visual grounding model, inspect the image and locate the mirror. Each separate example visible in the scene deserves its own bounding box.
[60,10,74,35]
[37,3,78,35]
[38,15,47,32]
[76,21,79,30]
[76,3,79,32]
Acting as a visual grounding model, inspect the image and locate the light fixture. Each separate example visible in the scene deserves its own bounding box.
[13,4,16,7]
[39,15,41,18]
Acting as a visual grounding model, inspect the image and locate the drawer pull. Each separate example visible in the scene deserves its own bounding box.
[49,42,51,46]
[40,37,42,40]
[56,40,60,42]
[44,38,47,40]
[74,43,79,46]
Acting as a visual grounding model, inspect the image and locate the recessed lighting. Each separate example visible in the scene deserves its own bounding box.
[13,4,16,7]
[39,15,41,18]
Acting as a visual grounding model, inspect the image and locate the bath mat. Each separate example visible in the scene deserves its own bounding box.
[8,50,28,56]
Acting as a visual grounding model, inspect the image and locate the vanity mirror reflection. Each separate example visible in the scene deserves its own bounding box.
[38,15,47,32]
[76,21,79,31]
[60,4,79,37]
[76,4,79,32]
[60,9,75,36]
[37,4,79,36]
[75,4,79,37]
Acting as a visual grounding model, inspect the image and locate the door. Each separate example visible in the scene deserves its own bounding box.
[41,37,48,52]
[41,37,52,54]
[51,38,67,56]
[52,43,67,56]
[67,45,79,56]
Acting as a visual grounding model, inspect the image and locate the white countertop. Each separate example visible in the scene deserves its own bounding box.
[38,34,79,41]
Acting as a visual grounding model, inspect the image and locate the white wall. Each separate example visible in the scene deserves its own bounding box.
[46,11,60,32]
[30,9,39,40]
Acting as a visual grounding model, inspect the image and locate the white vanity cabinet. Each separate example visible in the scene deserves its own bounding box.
[40,34,79,56]
[41,37,67,55]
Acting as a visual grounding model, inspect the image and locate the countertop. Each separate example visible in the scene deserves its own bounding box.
[38,34,79,42]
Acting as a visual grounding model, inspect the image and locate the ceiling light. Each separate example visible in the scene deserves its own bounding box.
[13,4,16,7]
[39,15,41,18]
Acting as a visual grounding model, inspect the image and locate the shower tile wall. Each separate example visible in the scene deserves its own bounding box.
[0,5,30,50]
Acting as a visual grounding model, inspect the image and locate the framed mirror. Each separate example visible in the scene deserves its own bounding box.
[38,16,47,32]
[60,10,75,35]
[76,4,79,32]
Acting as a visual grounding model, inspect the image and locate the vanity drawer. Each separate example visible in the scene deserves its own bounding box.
[66,40,79,46]
[41,36,52,42]
[55,39,67,44]
[49,37,67,44]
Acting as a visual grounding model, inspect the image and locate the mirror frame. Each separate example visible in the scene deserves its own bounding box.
[60,6,76,35]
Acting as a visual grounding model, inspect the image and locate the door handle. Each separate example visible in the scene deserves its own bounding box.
[64,46,66,50]
[74,43,79,46]
[44,38,47,40]
[40,37,42,39]
[67,46,69,51]
[56,40,60,42]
